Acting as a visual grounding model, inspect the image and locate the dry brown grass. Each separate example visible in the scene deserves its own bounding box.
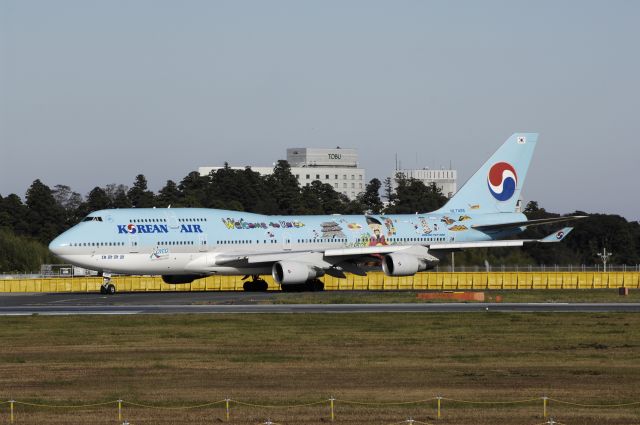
[0,313,639,424]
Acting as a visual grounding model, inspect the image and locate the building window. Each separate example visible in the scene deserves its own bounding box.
[316,174,320,179]
[334,183,338,188]
[325,174,329,179]
[306,174,310,179]
[351,175,354,180]
[335,174,338,179]
[295,174,299,179]
[343,175,346,179]
[351,183,355,188]
[343,183,347,188]
[359,175,362,180]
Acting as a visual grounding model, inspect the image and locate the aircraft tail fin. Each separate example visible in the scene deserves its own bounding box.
[436,133,538,214]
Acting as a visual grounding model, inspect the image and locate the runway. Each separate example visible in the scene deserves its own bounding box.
[1,292,640,315]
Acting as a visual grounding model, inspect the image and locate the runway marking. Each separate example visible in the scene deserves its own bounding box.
[48,297,92,304]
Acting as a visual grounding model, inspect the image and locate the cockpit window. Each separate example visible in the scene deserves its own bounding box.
[82,216,103,222]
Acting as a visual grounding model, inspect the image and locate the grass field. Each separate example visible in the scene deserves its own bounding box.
[260,289,640,304]
[1,312,639,425]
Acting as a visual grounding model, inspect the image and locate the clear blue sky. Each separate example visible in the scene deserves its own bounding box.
[1,0,639,219]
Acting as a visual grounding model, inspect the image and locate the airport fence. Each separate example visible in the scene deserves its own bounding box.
[1,395,638,424]
[1,271,639,292]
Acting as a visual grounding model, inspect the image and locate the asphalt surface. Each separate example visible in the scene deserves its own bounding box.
[1,292,640,315]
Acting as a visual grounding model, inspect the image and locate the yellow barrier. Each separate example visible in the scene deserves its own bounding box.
[0,272,638,293]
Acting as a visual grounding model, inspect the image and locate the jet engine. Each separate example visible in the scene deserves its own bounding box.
[272,261,324,285]
[382,253,437,277]
[161,274,202,284]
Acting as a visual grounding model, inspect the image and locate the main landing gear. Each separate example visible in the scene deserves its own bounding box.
[100,274,116,295]
[242,275,269,292]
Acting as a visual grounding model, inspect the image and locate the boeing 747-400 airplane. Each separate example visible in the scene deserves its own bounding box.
[49,133,583,294]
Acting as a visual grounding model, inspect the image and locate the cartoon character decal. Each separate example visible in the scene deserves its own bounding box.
[441,216,455,225]
[366,217,387,246]
[320,221,345,238]
[383,217,397,237]
[419,217,433,234]
[222,218,305,230]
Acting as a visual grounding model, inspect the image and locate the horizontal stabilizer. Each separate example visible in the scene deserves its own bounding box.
[539,227,573,243]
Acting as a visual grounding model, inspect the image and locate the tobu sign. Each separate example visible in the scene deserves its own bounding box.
[328,153,341,160]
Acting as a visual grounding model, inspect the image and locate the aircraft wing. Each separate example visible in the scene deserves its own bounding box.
[472,215,586,232]
[213,245,414,266]
[429,227,574,250]
[212,228,574,265]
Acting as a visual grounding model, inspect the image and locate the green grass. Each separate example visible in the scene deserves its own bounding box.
[256,288,640,304]
[0,313,639,424]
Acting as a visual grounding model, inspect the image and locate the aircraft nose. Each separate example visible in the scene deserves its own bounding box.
[49,234,67,256]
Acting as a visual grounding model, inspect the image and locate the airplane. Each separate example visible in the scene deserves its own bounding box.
[49,133,584,294]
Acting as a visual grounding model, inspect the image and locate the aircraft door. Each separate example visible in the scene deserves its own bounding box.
[128,234,140,253]
[282,231,292,251]
[198,234,208,252]
[166,211,180,230]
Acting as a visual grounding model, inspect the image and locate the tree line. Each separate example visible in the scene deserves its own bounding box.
[1,161,639,272]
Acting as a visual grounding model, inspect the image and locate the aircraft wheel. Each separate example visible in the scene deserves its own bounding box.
[244,281,259,292]
[106,284,116,295]
[244,280,269,292]
[256,279,269,291]
[307,279,325,291]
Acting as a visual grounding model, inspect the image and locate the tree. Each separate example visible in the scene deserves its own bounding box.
[156,180,183,207]
[208,164,244,210]
[105,184,132,208]
[266,160,303,214]
[300,180,350,214]
[52,185,83,211]
[77,187,112,217]
[25,179,66,244]
[179,171,209,207]
[0,228,56,272]
[0,194,30,236]
[52,184,83,226]
[205,166,281,213]
[127,175,155,208]
[238,167,278,214]
[384,175,448,214]
[382,177,394,203]
[357,178,383,214]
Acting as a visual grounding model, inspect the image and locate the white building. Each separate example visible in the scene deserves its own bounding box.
[392,168,457,198]
[199,147,366,200]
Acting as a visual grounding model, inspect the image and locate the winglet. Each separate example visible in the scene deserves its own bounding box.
[539,227,573,243]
